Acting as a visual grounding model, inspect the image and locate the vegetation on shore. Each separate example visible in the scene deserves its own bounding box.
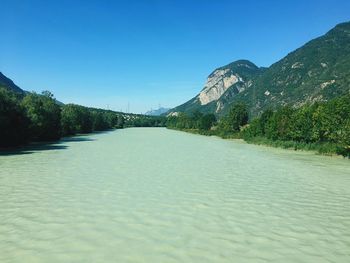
[0,88,165,148]
[166,94,350,158]
[1,85,349,158]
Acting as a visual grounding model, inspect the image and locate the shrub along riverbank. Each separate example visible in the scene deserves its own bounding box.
[166,94,350,158]
[0,88,165,148]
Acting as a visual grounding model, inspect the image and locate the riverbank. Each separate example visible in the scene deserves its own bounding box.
[167,127,349,158]
[167,127,240,139]
[243,136,346,156]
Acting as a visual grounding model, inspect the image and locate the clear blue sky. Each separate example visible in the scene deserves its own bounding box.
[1,0,349,113]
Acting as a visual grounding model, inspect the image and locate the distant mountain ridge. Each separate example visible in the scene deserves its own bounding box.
[145,107,170,116]
[0,72,25,94]
[169,21,350,117]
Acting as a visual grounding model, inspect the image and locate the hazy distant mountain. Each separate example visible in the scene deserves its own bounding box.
[145,107,170,116]
[169,21,350,117]
[0,72,25,94]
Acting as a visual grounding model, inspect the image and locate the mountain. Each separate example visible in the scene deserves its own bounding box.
[145,107,170,116]
[0,72,25,94]
[169,21,350,117]
[169,60,266,115]
[0,72,66,105]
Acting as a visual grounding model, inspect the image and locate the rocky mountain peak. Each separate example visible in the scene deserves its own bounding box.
[199,69,242,105]
[198,60,262,105]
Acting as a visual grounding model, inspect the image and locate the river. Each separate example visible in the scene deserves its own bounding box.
[1,128,350,262]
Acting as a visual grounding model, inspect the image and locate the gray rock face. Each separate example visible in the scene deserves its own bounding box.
[169,60,264,115]
[198,69,243,105]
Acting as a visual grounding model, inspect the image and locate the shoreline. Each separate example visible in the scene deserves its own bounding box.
[167,127,348,159]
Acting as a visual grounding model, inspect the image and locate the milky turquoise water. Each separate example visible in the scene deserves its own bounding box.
[1,128,350,262]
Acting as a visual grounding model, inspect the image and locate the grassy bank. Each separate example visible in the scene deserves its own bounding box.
[169,127,241,139]
[168,127,349,157]
[243,136,345,156]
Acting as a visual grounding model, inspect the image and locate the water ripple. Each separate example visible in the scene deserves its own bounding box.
[1,128,350,262]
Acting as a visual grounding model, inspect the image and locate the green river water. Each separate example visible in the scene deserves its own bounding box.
[0,128,350,262]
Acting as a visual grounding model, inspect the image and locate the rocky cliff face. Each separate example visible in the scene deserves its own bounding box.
[168,60,264,115]
[198,60,263,107]
[198,69,242,105]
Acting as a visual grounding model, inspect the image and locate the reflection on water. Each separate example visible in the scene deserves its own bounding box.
[1,128,350,262]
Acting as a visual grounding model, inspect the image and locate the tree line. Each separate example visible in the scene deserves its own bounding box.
[166,102,248,137]
[166,94,350,157]
[166,111,217,131]
[0,88,165,148]
[242,94,350,157]
[124,115,166,128]
[2,85,349,157]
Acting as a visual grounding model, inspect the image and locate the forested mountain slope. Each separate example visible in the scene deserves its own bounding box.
[169,21,350,117]
[0,72,25,94]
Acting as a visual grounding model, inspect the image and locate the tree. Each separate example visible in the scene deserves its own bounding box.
[265,106,294,140]
[116,115,125,128]
[61,104,93,135]
[226,103,249,132]
[290,104,316,142]
[21,91,61,141]
[191,110,204,129]
[92,111,109,131]
[199,114,216,130]
[0,88,29,147]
